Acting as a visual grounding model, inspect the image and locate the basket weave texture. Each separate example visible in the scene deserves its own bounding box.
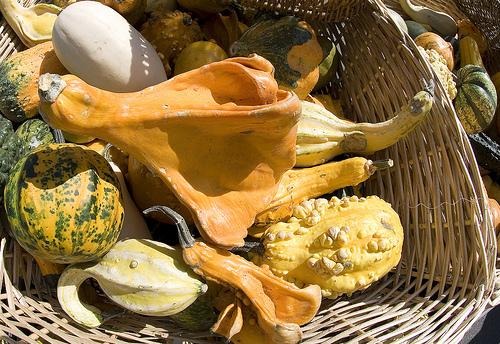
[0,0,497,343]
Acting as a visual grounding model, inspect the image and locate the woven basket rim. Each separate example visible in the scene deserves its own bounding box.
[0,0,498,343]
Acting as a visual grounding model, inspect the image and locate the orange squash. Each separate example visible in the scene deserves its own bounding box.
[38,55,301,249]
[151,205,323,344]
[414,32,454,71]
[0,41,68,122]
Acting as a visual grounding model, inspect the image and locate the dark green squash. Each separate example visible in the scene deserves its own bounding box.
[453,64,498,134]
[405,20,428,39]
[0,114,20,203]
[168,280,220,331]
[312,35,339,93]
[15,118,56,158]
[229,13,323,99]
[468,131,500,175]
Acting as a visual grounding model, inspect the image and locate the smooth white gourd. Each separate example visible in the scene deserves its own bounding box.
[51,1,167,93]
[399,0,457,37]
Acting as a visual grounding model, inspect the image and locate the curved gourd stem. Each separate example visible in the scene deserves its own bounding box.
[143,205,196,248]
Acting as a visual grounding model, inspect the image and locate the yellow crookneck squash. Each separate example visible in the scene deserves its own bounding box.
[38,55,301,249]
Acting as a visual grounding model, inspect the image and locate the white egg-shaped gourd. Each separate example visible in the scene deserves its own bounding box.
[52,1,167,92]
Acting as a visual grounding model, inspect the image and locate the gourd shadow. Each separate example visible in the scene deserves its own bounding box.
[127,33,166,91]
[22,145,117,192]
[162,121,281,198]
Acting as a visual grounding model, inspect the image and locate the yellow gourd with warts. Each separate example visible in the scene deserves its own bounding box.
[252,195,404,299]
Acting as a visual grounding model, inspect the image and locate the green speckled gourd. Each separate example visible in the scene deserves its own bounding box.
[168,280,220,331]
[252,195,404,299]
[453,64,498,134]
[4,143,124,264]
[0,114,20,203]
[15,118,55,158]
[229,12,323,99]
[57,238,208,328]
[0,41,68,122]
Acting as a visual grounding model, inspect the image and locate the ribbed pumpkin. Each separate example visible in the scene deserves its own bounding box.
[453,64,498,134]
[4,143,124,264]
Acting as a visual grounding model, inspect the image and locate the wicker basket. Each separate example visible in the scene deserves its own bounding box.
[454,0,500,75]
[0,0,497,343]
[385,0,500,309]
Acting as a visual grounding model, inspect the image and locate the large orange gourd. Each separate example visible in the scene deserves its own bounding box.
[38,55,301,249]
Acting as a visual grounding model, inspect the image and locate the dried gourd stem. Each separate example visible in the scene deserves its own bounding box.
[367,158,394,175]
[423,79,435,97]
[51,129,65,144]
[101,143,114,162]
[143,205,196,248]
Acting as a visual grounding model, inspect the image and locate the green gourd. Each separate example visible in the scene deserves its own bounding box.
[15,118,56,158]
[453,64,498,134]
[4,143,124,264]
[229,12,323,99]
[0,114,20,203]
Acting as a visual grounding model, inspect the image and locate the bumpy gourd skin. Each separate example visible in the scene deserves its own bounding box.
[253,195,404,299]
[140,9,203,76]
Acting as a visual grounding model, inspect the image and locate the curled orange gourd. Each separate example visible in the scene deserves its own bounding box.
[38,55,301,249]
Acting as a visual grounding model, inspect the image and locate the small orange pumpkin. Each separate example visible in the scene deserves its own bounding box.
[414,32,454,70]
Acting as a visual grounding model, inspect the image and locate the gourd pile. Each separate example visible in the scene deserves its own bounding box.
[390,0,500,238]
[0,0,471,343]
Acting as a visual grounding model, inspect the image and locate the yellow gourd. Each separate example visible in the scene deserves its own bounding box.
[459,36,486,70]
[252,195,404,299]
[140,9,203,76]
[251,157,393,230]
[173,40,228,75]
[57,238,207,327]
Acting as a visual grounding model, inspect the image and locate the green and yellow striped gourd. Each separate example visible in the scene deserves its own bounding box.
[295,86,434,167]
[57,238,207,327]
[453,64,498,134]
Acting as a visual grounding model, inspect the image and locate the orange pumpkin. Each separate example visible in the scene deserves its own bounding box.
[414,32,454,70]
